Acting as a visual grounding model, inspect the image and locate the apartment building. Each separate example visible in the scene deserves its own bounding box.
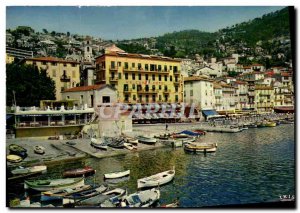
[95,45,183,104]
[184,76,215,110]
[24,57,80,100]
[254,85,275,112]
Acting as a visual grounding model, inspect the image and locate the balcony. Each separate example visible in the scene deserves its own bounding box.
[60,75,71,82]
[163,89,171,93]
[174,81,180,85]
[137,89,157,94]
[173,70,180,75]
[109,66,118,71]
[123,89,132,93]
[16,119,88,128]
[109,77,118,82]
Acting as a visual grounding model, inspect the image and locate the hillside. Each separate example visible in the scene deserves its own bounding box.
[117,6,292,63]
[220,7,291,46]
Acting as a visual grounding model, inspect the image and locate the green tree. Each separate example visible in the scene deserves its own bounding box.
[6,63,56,106]
[42,29,48,34]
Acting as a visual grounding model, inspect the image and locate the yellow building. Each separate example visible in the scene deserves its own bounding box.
[6,53,15,64]
[95,45,183,104]
[255,85,275,112]
[24,57,80,101]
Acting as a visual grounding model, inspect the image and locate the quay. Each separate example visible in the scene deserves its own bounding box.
[6,112,294,168]
[6,137,168,169]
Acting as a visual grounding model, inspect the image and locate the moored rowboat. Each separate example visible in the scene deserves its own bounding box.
[90,138,108,150]
[34,145,45,155]
[9,144,27,158]
[11,165,47,175]
[24,177,85,192]
[7,155,23,163]
[62,185,108,205]
[63,166,96,178]
[137,168,175,189]
[104,170,130,179]
[137,136,157,145]
[184,143,217,153]
[75,188,127,206]
[41,185,91,202]
[124,143,137,150]
[121,188,160,207]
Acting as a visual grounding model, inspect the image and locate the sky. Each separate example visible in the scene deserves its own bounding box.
[6,6,286,41]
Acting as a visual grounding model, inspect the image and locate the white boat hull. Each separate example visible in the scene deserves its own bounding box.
[137,137,157,144]
[137,170,175,189]
[123,188,160,207]
[184,143,217,153]
[11,165,47,175]
[24,178,85,192]
[104,170,130,179]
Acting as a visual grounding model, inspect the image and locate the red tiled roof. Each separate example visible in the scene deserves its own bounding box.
[281,72,292,77]
[235,80,247,85]
[62,84,107,92]
[26,57,79,64]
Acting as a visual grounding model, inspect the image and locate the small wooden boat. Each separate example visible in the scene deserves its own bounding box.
[11,165,47,175]
[9,144,27,158]
[104,170,130,179]
[63,185,108,205]
[181,136,196,144]
[161,200,179,208]
[155,134,169,140]
[41,185,91,202]
[137,168,175,189]
[280,120,294,124]
[124,142,137,150]
[90,138,108,150]
[123,136,138,145]
[178,130,202,137]
[63,166,96,178]
[66,141,77,146]
[257,121,277,128]
[184,143,217,153]
[24,177,85,192]
[247,123,257,128]
[137,136,157,145]
[170,133,189,139]
[121,188,160,207]
[34,145,45,155]
[264,121,277,127]
[193,130,206,135]
[100,189,130,207]
[76,188,127,206]
[7,154,23,163]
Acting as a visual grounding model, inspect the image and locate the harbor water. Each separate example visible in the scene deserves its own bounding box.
[8,124,295,207]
